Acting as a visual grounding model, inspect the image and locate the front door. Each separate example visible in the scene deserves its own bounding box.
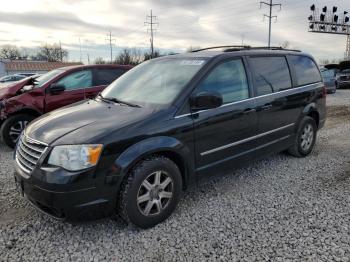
[191,58,258,175]
[44,69,95,112]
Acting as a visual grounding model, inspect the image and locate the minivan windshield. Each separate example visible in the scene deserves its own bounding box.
[101,58,207,107]
[34,69,65,87]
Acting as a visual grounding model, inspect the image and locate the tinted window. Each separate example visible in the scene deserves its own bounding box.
[96,68,125,85]
[195,59,249,104]
[289,56,322,86]
[56,70,93,91]
[250,56,292,96]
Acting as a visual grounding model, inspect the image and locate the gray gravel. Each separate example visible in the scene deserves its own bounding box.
[1,91,350,261]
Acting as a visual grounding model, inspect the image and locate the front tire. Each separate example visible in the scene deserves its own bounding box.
[118,156,182,228]
[288,116,317,158]
[0,114,35,148]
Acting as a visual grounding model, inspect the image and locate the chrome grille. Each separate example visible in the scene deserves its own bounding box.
[15,135,47,174]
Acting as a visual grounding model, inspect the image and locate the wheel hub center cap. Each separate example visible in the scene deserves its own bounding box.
[150,187,160,199]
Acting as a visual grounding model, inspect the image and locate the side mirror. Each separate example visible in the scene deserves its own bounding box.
[190,91,223,111]
[48,83,65,94]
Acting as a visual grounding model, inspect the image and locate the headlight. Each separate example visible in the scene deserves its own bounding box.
[48,144,103,171]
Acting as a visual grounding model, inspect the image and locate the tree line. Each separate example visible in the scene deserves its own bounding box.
[0,44,68,62]
[0,44,199,66]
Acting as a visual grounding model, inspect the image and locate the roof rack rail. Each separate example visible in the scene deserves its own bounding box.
[191,45,252,52]
[191,45,301,53]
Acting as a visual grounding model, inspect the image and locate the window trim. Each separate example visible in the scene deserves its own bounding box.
[175,81,321,119]
[247,55,293,97]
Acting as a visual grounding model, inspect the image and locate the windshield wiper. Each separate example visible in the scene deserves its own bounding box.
[98,94,141,108]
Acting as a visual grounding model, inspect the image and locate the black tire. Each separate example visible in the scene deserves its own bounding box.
[118,155,182,228]
[288,116,317,158]
[0,114,35,148]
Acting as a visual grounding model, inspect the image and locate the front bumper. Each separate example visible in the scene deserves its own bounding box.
[14,161,122,221]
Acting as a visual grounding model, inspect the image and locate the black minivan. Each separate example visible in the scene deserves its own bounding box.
[14,47,326,228]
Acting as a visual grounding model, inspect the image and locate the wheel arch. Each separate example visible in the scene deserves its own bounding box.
[115,136,194,190]
[7,107,42,118]
[301,103,320,128]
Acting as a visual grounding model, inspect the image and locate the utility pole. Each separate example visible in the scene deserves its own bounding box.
[144,9,158,58]
[106,30,116,63]
[79,37,82,63]
[260,0,281,47]
[346,35,350,60]
[59,41,63,62]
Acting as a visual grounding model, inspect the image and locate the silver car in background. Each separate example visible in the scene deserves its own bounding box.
[320,68,337,93]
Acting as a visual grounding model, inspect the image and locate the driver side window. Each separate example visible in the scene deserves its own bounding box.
[56,70,93,91]
[195,59,249,104]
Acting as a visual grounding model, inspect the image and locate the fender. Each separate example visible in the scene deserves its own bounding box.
[1,100,42,120]
[293,102,318,132]
[114,136,194,186]
[302,102,317,115]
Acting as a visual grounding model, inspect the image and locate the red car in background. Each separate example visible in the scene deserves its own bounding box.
[0,64,132,148]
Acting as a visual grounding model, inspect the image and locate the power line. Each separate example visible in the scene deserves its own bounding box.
[105,30,116,63]
[144,9,158,58]
[260,0,282,47]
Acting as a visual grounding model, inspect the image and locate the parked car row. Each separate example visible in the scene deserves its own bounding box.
[12,47,326,228]
[0,74,27,83]
[319,67,337,94]
[0,64,132,147]
[323,61,350,90]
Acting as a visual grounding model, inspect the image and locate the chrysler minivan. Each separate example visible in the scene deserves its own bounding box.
[14,47,326,228]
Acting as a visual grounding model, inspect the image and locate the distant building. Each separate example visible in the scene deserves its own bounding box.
[0,60,83,77]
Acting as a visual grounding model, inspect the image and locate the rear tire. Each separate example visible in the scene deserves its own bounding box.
[288,116,317,158]
[118,156,182,228]
[0,114,35,148]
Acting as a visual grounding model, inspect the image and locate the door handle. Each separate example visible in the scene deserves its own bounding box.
[243,108,256,114]
[259,104,272,111]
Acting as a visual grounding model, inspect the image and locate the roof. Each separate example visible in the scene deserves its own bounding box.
[3,60,83,72]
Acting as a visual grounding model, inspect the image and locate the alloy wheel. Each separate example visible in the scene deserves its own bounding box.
[137,170,174,217]
[300,123,314,151]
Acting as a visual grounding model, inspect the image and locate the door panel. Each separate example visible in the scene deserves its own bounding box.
[191,58,259,174]
[248,56,298,147]
[193,100,258,173]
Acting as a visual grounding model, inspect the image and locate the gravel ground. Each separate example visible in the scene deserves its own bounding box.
[1,91,350,261]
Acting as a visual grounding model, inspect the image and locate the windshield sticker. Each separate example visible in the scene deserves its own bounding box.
[180,60,205,66]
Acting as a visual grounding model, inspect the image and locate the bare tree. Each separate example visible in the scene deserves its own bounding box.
[34,43,68,62]
[280,41,290,49]
[144,50,160,61]
[186,46,201,52]
[0,45,21,60]
[114,48,144,65]
[94,57,106,64]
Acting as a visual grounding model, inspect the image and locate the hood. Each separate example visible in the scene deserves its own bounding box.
[25,99,155,145]
[0,78,33,99]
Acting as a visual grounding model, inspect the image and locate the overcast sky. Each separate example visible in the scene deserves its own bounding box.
[0,0,349,63]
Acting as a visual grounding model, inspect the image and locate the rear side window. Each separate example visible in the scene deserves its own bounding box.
[250,56,292,96]
[288,56,322,86]
[195,59,249,104]
[96,68,126,85]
